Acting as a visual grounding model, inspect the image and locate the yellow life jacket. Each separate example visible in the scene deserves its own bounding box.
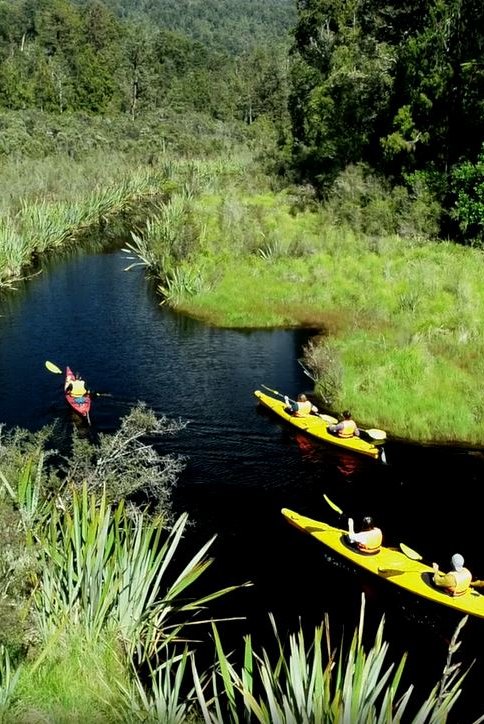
[294,400,313,417]
[339,419,357,438]
[447,568,472,596]
[356,528,382,554]
[70,379,87,397]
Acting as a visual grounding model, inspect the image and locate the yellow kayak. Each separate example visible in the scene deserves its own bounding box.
[282,508,484,619]
[254,390,381,460]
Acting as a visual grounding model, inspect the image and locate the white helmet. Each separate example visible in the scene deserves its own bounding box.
[451,553,465,570]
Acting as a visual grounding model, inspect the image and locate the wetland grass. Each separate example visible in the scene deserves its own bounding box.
[126,171,484,442]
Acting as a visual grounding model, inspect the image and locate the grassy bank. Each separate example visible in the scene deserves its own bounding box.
[0,109,249,288]
[129,166,484,443]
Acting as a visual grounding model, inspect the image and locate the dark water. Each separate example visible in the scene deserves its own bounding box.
[1,248,484,721]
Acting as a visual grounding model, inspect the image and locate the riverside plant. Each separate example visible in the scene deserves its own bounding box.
[0,645,22,717]
[0,165,171,287]
[193,602,477,724]
[0,452,50,536]
[35,485,242,661]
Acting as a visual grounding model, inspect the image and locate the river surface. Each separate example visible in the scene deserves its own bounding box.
[1,247,484,721]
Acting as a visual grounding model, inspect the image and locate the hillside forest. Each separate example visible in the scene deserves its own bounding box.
[0,0,482,242]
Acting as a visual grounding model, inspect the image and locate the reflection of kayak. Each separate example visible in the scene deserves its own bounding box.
[64,366,91,419]
[282,508,484,619]
[254,390,381,459]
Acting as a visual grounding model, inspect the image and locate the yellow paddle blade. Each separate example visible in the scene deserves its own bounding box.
[45,360,62,374]
[365,428,387,441]
[323,494,343,515]
[399,543,423,561]
[319,413,338,424]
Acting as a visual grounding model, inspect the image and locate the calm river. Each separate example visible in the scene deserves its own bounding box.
[1,247,484,721]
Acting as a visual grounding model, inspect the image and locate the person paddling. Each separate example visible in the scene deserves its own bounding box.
[348,516,382,554]
[433,553,472,597]
[65,372,90,401]
[284,393,318,418]
[328,410,360,438]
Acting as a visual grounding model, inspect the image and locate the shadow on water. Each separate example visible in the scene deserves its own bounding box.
[1,247,484,720]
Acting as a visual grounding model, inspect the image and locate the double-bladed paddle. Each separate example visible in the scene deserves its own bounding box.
[261,385,296,405]
[45,360,112,397]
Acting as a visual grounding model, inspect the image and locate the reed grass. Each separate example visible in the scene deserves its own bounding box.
[193,599,468,723]
[0,154,175,287]
[0,644,22,717]
[35,485,240,663]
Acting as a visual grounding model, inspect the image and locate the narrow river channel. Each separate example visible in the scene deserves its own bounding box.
[1,247,484,720]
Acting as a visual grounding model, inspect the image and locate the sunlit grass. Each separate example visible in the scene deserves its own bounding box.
[12,629,127,723]
[142,183,484,442]
[2,141,484,442]
[194,600,468,723]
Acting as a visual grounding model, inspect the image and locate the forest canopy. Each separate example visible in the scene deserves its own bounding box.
[0,0,482,240]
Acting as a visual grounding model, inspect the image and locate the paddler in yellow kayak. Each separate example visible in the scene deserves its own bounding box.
[348,515,383,554]
[432,553,472,597]
[328,409,360,438]
[284,393,318,417]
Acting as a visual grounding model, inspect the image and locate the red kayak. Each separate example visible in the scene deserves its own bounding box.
[64,366,91,421]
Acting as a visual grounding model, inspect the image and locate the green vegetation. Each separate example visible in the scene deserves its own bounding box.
[195,605,468,723]
[1,0,484,718]
[91,0,297,55]
[123,159,484,443]
[287,0,484,240]
[0,418,474,719]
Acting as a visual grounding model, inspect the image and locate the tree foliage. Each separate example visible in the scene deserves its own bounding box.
[0,0,291,128]
[289,0,484,238]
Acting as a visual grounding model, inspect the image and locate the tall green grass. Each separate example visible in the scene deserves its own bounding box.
[35,485,238,660]
[122,167,484,442]
[11,629,127,723]
[193,602,470,723]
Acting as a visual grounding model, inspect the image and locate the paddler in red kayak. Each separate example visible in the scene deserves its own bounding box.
[65,372,90,402]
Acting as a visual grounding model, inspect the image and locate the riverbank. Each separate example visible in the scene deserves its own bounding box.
[129,164,484,444]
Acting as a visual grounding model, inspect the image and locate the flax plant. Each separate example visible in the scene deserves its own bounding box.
[0,452,50,536]
[194,599,471,723]
[0,645,22,718]
[0,161,171,288]
[35,486,240,661]
[117,648,200,723]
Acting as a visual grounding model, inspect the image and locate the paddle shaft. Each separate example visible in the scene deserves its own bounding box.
[261,385,295,404]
